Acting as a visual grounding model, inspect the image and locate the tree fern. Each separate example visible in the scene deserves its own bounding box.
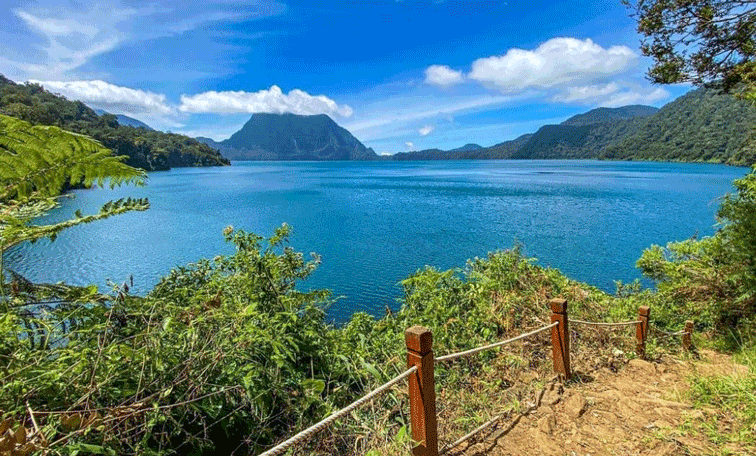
[0,113,149,251]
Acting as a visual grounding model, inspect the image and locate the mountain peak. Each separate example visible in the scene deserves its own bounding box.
[219,113,377,161]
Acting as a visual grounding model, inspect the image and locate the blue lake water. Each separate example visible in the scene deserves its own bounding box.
[6,160,748,322]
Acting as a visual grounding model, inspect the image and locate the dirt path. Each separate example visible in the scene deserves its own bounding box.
[446,350,749,456]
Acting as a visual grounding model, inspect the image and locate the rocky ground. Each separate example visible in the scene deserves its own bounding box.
[444,350,750,456]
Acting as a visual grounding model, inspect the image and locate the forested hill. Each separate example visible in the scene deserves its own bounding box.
[389,88,756,165]
[200,113,379,161]
[93,109,153,131]
[600,89,756,164]
[0,75,229,171]
[560,105,658,126]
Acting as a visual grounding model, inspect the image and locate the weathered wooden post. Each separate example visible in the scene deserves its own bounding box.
[636,306,650,359]
[682,320,694,352]
[549,298,571,380]
[405,326,439,456]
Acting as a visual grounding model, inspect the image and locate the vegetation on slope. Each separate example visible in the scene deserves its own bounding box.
[390,89,756,165]
[0,75,229,171]
[602,88,756,165]
[510,88,756,165]
[204,113,378,161]
[3,91,756,454]
[560,105,658,126]
[93,109,154,130]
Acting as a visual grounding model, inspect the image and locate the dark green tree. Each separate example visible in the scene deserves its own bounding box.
[625,0,756,98]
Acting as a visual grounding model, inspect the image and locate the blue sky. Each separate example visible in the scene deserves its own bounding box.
[0,0,690,154]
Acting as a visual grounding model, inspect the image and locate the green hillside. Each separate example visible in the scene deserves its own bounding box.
[0,75,229,171]
[601,88,756,165]
[388,88,756,165]
[211,113,378,161]
[561,105,658,126]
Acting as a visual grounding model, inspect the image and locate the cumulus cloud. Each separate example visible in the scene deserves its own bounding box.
[598,88,670,107]
[552,83,669,107]
[418,125,435,136]
[468,37,637,92]
[178,86,354,117]
[424,65,464,87]
[405,141,415,150]
[30,79,172,114]
[551,83,622,103]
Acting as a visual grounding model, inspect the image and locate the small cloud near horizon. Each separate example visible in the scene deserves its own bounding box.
[418,124,435,136]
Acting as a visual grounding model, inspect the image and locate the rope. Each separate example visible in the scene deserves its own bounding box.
[568,319,640,327]
[436,322,558,363]
[650,322,689,337]
[256,366,417,456]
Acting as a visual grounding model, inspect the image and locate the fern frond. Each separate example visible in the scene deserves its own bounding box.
[0,114,146,202]
[0,114,150,251]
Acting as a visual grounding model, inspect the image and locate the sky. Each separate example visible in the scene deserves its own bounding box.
[0,0,691,154]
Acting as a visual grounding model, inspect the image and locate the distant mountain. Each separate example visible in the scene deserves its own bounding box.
[508,88,756,164]
[0,75,229,171]
[206,113,378,161]
[601,88,756,164]
[390,136,532,160]
[448,143,483,153]
[387,89,756,165]
[561,105,658,127]
[93,109,153,130]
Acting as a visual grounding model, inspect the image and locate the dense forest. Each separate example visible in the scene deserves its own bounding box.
[391,88,756,166]
[198,113,378,161]
[0,75,229,171]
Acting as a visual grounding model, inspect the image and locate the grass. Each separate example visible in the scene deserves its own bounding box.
[681,344,756,454]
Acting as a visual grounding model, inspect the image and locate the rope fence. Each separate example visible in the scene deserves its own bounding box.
[255,299,697,456]
[257,366,418,456]
[568,319,640,327]
[652,322,691,337]
[436,322,558,363]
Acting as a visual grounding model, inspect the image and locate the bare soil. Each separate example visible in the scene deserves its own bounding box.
[444,350,750,456]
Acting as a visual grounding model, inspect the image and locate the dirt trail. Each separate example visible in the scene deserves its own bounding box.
[447,350,750,456]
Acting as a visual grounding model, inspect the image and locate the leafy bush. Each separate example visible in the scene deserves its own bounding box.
[637,166,756,336]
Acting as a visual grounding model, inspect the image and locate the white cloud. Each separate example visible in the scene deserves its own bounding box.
[2,1,286,81]
[468,37,637,92]
[551,83,622,103]
[418,125,435,136]
[14,10,101,37]
[345,93,514,137]
[598,88,670,107]
[552,83,670,107]
[424,65,464,87]
[178,86,354,117]
[405,141,415,150]
[30,80,172,114]
[7,5,135,79]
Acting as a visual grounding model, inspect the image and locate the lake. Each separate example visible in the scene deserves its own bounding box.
[6,160,747,322]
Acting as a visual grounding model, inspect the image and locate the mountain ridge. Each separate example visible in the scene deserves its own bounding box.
[386,89,756,165]
[0,75,229,171]
[93,108,154,130]
[204,113,378,161]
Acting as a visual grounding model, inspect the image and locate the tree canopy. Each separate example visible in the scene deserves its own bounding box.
[625,0,756,97]
[0,75,229,171]
[0,114,149,252]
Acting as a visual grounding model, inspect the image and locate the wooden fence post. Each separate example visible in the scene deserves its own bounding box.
[549,298,571,380]
[636,306,650,359]
[682,320,694,352]
[405,326,439,456]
